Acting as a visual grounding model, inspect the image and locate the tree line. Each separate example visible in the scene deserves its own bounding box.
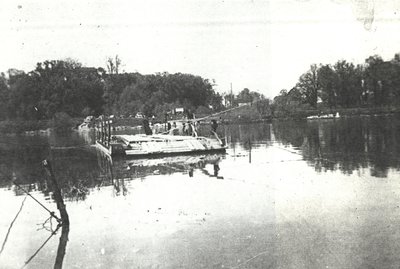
[273,53,400,114]
[0,58,224,121]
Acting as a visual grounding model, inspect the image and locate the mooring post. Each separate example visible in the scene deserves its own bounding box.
[101,120,105,144]
[107,120,111,147]
[96,122,100,142]
[249,138,252,164]
[104,120,107,147]
[105,120,109,147]
[42,160,70,226]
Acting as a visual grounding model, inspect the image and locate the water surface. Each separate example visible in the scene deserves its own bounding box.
[1,116,400,268]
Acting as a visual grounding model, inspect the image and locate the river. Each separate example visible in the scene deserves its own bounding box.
[1,115,400,268]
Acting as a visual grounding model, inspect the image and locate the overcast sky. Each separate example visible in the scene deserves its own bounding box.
[1,0,400,97]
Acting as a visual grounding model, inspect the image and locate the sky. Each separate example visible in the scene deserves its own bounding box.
[1,0,400,98]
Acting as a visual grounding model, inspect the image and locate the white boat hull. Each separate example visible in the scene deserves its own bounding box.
[96,134,226,157]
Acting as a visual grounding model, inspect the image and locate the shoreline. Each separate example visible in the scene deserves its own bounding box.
[272,106,400,120]
[1,106,399,134]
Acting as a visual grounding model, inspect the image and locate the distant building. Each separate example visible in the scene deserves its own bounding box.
[238,102,251,107]
[174,108,184,114]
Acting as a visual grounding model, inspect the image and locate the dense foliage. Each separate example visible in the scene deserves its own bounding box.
[0,59,223,120]
[273,53,400,114]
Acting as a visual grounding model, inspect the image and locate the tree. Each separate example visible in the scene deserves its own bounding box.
[106,55,122,75]
[255,97,271,118]
[7,59,104,119]
[237,88,253,103]
[223,92,236,107]
[3,58,223,120]
[364,55,385,106]
[332,60,363,108]
[7,70,42,119]
[296,64,319,108]
[318,64,337,108]
[0,73,9,119]
[116,72,220,116]
[208,92,223,111]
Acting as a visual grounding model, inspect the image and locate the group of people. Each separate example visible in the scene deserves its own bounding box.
[142,118,219,137]
[142,109,219,137]
[167,120,199,136]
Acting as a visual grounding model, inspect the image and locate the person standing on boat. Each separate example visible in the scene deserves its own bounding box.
[187,109,194,120]
[211,119,223,145]
[180,122,186,135]
[211,120,218,133]
[142,119,153,135]
[187,122,193,136]
[164,113,169,131]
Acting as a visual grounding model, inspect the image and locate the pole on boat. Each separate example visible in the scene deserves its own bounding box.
[102,120,105,144]
[104,120,107,145]
[100,120,103,144]
[104,120,108,147]
[107,120,111,147]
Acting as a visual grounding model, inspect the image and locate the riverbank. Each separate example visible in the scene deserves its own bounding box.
[0,117,81,134]
[2,105,400,134]
[272,106,400,120]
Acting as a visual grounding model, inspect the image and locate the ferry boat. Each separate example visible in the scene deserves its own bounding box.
[95,119,226,157]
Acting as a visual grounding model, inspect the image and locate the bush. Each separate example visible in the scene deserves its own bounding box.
[195,106,212,117]
[52,112,74,131]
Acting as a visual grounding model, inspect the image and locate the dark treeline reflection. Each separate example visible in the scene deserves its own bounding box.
[272,115,400,177]
[223,123,272,150]
[0,132,99,199]
[1,116,398,199]
[0,135,50,189]
[0,131,224,199]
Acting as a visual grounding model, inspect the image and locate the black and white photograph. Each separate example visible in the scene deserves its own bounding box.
[1,0,400,268]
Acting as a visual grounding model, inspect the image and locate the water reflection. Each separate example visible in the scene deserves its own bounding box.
[97,149,225,191]
[0,196,26,256]
[1,117,399,198]
[19,218,69,269]
[2,118,400,268]
[272,115,400,177]
[0,136,225,201]
[0,193,69,268]
[223,123,272,148]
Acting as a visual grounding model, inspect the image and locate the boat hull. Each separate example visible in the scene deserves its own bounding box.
[95,134,226,158]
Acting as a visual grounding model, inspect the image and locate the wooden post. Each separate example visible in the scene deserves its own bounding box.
[249,138,252,164]
[108,120,111,146]
[104,120,110,147]
[96,121,100,142]
[54,222,69,269]
[42,159,70,268]
[101,120,105,144]
[104,120,108,147]
[42,160,69,226]
[99,120,103,143]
